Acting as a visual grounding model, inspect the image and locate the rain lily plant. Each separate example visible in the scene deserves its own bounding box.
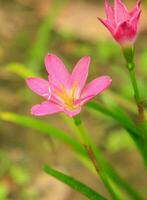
[26,54,112,117]
[98,0,145,123]
[4,1,146,200]
[26,54,116,198]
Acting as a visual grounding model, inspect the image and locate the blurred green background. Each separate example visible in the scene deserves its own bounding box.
[0,0,147,199]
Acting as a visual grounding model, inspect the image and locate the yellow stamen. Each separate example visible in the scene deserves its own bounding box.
[71,80,78,100]
[54,81,78,110]
[54,89,67,102]
[60,84,72,103]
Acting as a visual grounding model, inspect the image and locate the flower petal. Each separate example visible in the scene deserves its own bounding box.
[114,0,129,23]
[26,77,51,99]
[105,0,115,26]
[74,96,94,106]
[130,0,141,17]
[64,107,81,117]
[31,101,62,116]
[114,20,138,45]
[45,54,70,88]
[71,56,91,98]
[98,18,115,34]
[81,76,112,101]
[130,9,141,31]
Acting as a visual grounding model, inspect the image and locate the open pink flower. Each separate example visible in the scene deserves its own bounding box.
[26,54,112,117]
[98,0,141,46]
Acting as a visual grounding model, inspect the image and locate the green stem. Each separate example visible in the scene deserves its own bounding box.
[128,68,145,123]
[63,113,143,200]
[73,115,121,200]
[122,47,146,123]
[128,69,140,102]
[73,115,144,200]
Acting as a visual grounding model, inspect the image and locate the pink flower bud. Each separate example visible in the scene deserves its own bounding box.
[98,0,141,47]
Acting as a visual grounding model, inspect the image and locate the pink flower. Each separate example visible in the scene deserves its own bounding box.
[98,0,141,46]
[26,54,112,117]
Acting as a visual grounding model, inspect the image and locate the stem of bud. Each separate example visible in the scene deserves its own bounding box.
[122,47,146,123]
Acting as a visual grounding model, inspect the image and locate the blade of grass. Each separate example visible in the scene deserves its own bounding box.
[73,116,121,200]
[43,165,107,200]
[91,135,144,200]
[0,112,86,157]
[6,63,38,78]
[86,101,147,167]
[28,0,69,70]
[86,101,138,136]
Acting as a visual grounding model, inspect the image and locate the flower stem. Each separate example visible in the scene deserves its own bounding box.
[73,115,100,174]
[73,115,121,200]
[128,68,145,122]
[122,47,146,123]
[71,115,144,200]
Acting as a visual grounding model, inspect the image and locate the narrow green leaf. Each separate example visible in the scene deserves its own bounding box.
[86,101,147,167]
[0,112,86,157]
[86,101,137,136]
[86,130,144,200]
[28,0,69,69]
[6,63,38,78]
[43,165,107,200]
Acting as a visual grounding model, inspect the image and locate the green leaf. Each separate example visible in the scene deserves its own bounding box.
[6,63,38,78]
[86,101,147,167]
[43,165,107,200]
[86,101,137,136]
[28,0,69,70]
[0,112,86,157]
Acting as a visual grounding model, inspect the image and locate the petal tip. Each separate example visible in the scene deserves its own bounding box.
[83,55,91,63]
[65,108,81,117]
[104,75,112,85]
[99,75,112,88]
[31,105,39,116]
[97,17,103,22]
[137,0,141,7]
[45,53,60,62]
[31,107,37,116]
[45,53,55,61]
[26,77,35,86]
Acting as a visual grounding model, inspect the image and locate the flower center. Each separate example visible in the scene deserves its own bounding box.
[54,81,78,110]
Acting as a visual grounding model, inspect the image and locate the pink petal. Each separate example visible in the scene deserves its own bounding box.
[130,9,141,31]
[114,0,129,23]
[31,101,62,116]
[81,76,112,102]
[74,96,94,106]
[71,56,91,98]
[114,20,138,45]
[98,18,115,34]
[45,54,70,88]
[130,0,141,17]
[64,107,81,117]
[26,77,51,99]
[105,0,115,27]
